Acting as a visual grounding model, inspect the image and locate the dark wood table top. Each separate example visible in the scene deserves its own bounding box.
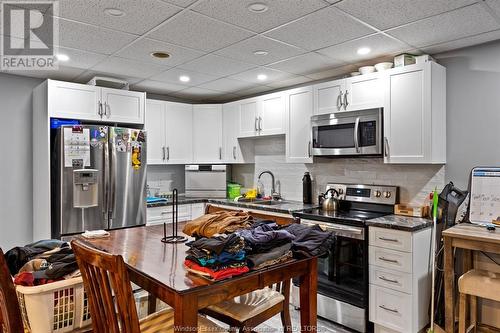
[79,224,305,294]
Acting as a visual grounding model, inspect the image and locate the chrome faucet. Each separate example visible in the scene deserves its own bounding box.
[257,170,281,200]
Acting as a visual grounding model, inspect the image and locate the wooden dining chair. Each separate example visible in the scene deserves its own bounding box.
[0,247,24,333]
[71,239,226,333]
[201,280,292,333]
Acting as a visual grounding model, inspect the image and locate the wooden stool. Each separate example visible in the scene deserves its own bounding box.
[458,269,500,333]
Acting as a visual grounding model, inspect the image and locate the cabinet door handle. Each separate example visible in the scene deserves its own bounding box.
[379,257,399,264]
[379,305,399,314]
[259,116,262,131]
[343,90,349,110]
[384,137,390,157]
[337,91,343,110]
[379,276,399,284]
[233,146,236,160]
[308,141,312,158]
[166,147,170,161]
[98,102,103,117]
[219,147,222,160]
[162,147,166,161]
[255,117,259,131]
[379,237,398,242]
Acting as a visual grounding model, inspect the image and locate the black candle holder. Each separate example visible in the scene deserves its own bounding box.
[161,188,187,243]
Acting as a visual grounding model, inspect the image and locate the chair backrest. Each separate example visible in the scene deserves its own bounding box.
[0,248,24,333]
[71,240,141,333]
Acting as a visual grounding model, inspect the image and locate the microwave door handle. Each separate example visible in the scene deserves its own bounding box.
[354,116,360,153]
[337,91,343,110]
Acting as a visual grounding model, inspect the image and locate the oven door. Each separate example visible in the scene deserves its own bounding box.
[301,220,367,308]
[311,108,382,156]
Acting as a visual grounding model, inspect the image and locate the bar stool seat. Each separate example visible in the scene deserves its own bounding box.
[458,269,500,333]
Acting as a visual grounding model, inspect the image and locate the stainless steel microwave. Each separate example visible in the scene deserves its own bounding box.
[311,108,383,157]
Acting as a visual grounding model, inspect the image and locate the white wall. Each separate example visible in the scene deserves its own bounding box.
[0,73,43,250]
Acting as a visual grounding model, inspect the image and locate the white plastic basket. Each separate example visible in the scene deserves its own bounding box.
[16,276,92,333]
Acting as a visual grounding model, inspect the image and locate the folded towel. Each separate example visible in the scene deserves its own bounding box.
[146,197,168,203]
[81,230,110,239]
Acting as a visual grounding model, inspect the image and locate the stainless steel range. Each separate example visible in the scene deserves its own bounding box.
[292,183,398,333]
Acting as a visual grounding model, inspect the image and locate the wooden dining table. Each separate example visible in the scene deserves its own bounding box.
[443,223,500,333]
[78,224,318,332]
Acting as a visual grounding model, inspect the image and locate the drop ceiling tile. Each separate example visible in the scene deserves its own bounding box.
[191,0,327,33]
[233,85,275,97]
[58,19,137,55]
[336,0,477,30]
[159,0,197,8]
[196,77,255,92]
[268,52,345,76]
[148,11,253,52]
[214,35,306,65]
[116,38,205,67]
[265,7,376,51]
[228,67,296,84]
[204,94,240,103]
[305,64,358,80]
[387,4,500,48]
[317,33,408,63]
[150,68,218,86]
[74,71,143,85]
[130,79,186,94]
[422,29,500,54]
[55,47,108,69]
[1,66,85,81]
[178,54,256,77]
[58,0,181,35]
[91,56,169,78]
[173,86,222,98]
[266,76,312,89]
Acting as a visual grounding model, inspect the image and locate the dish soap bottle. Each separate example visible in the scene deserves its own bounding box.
[302,172,312,204]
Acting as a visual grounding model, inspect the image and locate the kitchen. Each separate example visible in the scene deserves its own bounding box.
[1,1,500,333]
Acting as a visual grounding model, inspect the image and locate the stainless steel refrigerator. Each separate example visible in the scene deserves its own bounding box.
[52,125,147,238]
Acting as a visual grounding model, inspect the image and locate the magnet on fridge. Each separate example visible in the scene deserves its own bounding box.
[116,139,127,152]
[122,133,130,142]
[132,146,141,170]
[137,131,145,142]
[131,130,138,141]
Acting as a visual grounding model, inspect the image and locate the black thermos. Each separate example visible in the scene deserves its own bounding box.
[302,172,312,204]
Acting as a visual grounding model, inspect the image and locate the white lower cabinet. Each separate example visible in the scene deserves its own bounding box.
[146,203,205,225]
[369,226,432,333]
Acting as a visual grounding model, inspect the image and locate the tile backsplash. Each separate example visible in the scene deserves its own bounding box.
[147,164,185,194]
[232,136,445,205]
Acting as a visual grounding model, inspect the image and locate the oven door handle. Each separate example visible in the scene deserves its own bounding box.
[302,221,362,235]
[354,116,360,153]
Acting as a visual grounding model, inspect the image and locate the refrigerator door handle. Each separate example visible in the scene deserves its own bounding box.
[103,138,110,223]
[109,138,117,224]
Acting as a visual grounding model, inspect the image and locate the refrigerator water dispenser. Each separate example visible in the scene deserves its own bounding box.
[73,169,99,208]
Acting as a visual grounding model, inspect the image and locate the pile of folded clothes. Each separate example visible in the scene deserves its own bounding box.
[184,233,249,281]
[183,210,253,238]
[4,239,80,286]
[237,221,296,270]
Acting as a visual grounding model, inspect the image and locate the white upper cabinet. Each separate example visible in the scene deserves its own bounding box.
[192,104,223,163]
[344,73,385,111]
[313,79,344,115]
[100,88,145,124]
[259,92,285,136]
[383,63,446,164]
[285,86,313,163]
[47,79,145,124]
[223,102,254,164]
[165,102,193,164]
[48,80,101,121]
[238,97,259,137]
[145,100,166,165]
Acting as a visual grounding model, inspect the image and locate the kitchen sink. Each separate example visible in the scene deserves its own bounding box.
[237,198,283,206]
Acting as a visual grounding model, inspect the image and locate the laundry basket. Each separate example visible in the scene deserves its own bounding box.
[16,276,92,333]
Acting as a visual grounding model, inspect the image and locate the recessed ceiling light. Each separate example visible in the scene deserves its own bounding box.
[253,50,269,56]
[56,54,69,62]
[357,47,371,55]
[248,2,269,13]
[150,51,170,59]
[179,75,190,83]
[104,8,125,17]
[257,74,267,81]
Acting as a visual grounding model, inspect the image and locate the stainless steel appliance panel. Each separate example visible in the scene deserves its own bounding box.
[59,125,108,235]
[108,127,147,229]
[185,165,230,198]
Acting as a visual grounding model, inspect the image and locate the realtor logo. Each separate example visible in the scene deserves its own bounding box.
[1,1,59,70]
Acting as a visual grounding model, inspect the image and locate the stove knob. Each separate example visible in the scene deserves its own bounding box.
[374,190,382,198]
[337,188,343,195]
[383,191,392,198]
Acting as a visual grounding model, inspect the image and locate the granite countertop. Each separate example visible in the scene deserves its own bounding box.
[365,214,433,232]
[147,197,318,215]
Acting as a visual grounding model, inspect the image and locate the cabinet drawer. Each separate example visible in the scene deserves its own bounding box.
[369,284,412,332]
[369,227,412,252]
[374,324,400,333]
[369,265,412,294]
[147,205,191,223]
[369,246,412,273]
